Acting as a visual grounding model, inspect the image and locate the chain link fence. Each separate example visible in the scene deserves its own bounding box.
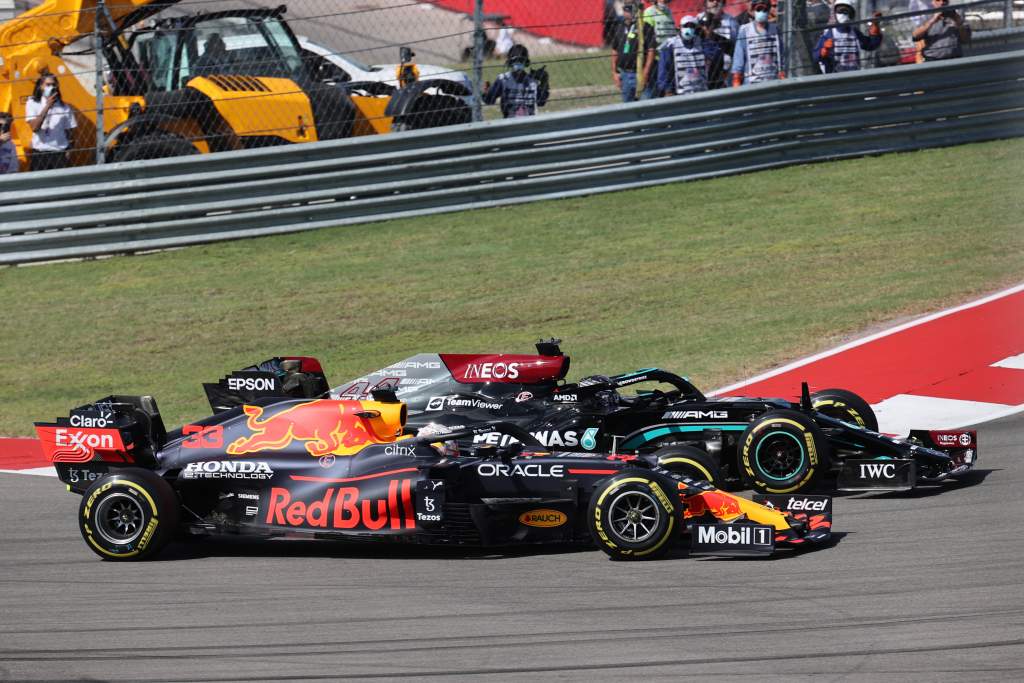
[0,0,1020,171]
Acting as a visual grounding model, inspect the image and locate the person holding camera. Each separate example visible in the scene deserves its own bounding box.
[0,112,19,174]
[25,74,76,171]
[912,0,970,61]
[696,0,739,82]
[482,44,549,118]
[657,15,724,96]
[815,1,883,73]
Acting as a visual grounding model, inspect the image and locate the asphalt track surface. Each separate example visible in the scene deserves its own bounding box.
[0,414,1021,682]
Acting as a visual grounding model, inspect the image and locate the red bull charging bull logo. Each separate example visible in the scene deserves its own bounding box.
[227,399,402,457]
[684,490,745,521]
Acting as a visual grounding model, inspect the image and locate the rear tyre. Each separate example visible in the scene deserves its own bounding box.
[810,388,878,432]
[740,409,830,495]
[114,132,199,162]
[79,469,179,561]
[588,471,681,560]
[654,445,723,487]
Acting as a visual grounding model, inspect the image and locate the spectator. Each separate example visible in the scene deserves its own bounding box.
[912,0,970,61]
[644,0,678,48]
[612,3,658,102]
[25,74,76,171]
[815,1,883,73]
[908,0,932,62]
[482,45,549,118]
[0,112,18,174]
[697,0,740,80]
[731,0,786,86]
[657,15,724,95]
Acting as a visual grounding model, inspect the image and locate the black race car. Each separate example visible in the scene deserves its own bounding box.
[35,368,831,561]
[332,340,978,495]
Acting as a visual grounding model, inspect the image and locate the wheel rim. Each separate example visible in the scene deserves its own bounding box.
[94,493,146,545]
[754,431,806,481]
[608,489,661,543]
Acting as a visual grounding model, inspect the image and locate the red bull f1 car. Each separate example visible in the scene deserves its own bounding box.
[34,362,832,561]
[331,340,978,495]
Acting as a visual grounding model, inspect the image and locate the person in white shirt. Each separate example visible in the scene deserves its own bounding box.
[24,74,77,171]
[0,113,19,174]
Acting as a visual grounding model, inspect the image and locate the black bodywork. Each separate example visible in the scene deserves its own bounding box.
[37,371,832,560]
[332,341,978,494]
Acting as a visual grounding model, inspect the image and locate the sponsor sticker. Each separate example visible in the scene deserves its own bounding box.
[473,430,580,448]
[753,494,832,514]
[690,523,775,555]
[182,461,274,480]
[518,509,567,528]
[415,480,445,525]
[476,462,564,478]
[836,459,916,491]
[662,410,729,420]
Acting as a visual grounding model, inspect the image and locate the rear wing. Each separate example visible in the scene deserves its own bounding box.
[34,395,166,468]
[203,356,329,413]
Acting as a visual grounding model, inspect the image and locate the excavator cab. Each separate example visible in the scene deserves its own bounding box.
[104,8,380,161]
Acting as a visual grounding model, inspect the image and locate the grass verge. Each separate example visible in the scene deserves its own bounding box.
[2,138,1022,436]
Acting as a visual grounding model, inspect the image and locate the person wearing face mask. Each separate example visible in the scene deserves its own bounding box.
[696,0,739,81]
[482,44,549,118]
[25,74,77,171]
[815,1,883,73]
[731,1,785,86]
[657,16,723,96]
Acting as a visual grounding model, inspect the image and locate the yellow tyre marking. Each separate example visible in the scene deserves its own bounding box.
[594,477,676,557]
[83,478,161,559]
[660,456,713,482]
[742,418,820,491]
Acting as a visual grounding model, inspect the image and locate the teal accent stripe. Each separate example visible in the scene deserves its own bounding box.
[622,424,747,449]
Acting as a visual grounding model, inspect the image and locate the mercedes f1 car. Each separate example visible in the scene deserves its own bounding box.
[332,341,978,495]
[35,363,831,561]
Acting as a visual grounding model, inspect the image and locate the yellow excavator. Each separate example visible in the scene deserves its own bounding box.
[0,1,469,166]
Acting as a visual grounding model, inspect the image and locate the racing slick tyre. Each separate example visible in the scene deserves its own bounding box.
[740,409,830,495]
[79,469,179,561]
[810,388,879,432]
[588,471,682,560]
[654,445,723,488]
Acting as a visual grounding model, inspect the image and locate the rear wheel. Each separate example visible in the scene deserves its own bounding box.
[654,445,723,487]
[589,471,681,560]
[113,132,199,162]
[79,469,179,561]
[811,388,878,432]
[740,409,830,494]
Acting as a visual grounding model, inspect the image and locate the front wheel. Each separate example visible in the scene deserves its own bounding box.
[811,388,878,432]
[654,445,724,487]
[79,469,179,561]
[588,472,681,560]
[739,409,830,495]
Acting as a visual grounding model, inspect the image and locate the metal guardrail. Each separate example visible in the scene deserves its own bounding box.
[2,49,1023,265]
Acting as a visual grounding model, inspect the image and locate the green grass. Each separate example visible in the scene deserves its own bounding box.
[2,139,1022,436]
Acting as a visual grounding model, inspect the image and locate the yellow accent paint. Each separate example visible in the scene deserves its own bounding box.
[660,456,713,482]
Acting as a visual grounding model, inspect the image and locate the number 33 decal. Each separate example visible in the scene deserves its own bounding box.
[182,424,224,449]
